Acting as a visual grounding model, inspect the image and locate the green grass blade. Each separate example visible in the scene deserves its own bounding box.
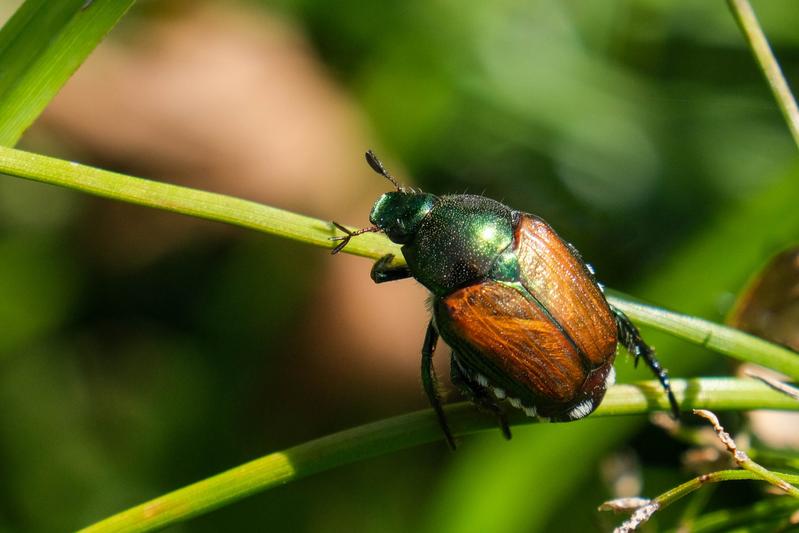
[0,144,402,259]
[78,378,798,533]
[728,0,799,149]
[0,1,78,92]
[0,144,796,374]
[607,293,799,380]
[0,0,136,146]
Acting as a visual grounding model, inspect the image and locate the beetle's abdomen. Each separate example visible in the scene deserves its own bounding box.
[514,214,617,366]
[436,281,585,404]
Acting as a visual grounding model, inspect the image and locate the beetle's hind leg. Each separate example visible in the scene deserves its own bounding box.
[421,321,457,450]
[450,355,512,440]
[612,307,680,418]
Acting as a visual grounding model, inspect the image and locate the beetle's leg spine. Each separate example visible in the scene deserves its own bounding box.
[612,307,680,419]
[371,254,412,284]
[450,355,512,440]
[421,322,456,450]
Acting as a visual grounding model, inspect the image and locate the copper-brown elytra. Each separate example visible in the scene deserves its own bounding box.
[332,151,679,449]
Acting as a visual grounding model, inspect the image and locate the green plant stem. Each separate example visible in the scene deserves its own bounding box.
[79,378,798,533]
[607,292,799,380]
[728,0,799,149]
[608,471,799,532]
[655,470,799,511]
[0,145,401,262]
[1,145,797,376]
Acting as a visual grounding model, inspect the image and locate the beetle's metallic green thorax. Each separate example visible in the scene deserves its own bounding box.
[401,195,514,296]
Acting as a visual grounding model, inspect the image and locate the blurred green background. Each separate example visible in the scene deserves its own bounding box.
[0,0,798,531]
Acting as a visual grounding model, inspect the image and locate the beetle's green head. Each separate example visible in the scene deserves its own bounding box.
[369,191,438,244]
[329,151,439,254]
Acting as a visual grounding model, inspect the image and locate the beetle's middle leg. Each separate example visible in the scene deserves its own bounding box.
[371,254,411,283]
[450,355,512,440]
[421,321,457,450]
[612,306,680,418]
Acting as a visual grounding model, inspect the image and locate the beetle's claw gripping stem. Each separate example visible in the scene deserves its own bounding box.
[329,222,380,255]
[612,307,680,420]
[329,222,353,254]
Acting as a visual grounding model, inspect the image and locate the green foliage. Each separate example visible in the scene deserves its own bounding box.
[0,1,798,532]
[0,0,135,146]
[80,380,799,532]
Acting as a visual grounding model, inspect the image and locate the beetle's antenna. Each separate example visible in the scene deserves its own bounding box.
[365,150,403,191]
[329,222,381,254]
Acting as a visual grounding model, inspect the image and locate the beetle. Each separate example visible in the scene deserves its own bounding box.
[332,151,679,449]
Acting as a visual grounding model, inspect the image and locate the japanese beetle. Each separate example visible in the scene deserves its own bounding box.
[332,151,679,449]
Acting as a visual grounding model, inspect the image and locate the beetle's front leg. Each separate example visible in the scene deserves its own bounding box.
[371,254,411,284]
[612,306,680,418]
[451,355,512,440]
[421,321,456,450]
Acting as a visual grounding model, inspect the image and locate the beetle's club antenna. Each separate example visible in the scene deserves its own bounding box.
[365,150,404,191]
[329,150,406,254]
[330,222,380,255]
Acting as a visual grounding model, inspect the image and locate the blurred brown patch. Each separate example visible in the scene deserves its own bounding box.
[43,3,373,216]
[729,247,799,450]
[729,248,799,350]
[35,2,434,408]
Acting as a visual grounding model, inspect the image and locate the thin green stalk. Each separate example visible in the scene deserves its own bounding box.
[605,470,799,533]
[608,292,799,380]
[0,145,401,262]
[602,469,799,533]
[656,470,799,511]
[728,0,799,149]
[1,145,797,377]
[80,378,798,533]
